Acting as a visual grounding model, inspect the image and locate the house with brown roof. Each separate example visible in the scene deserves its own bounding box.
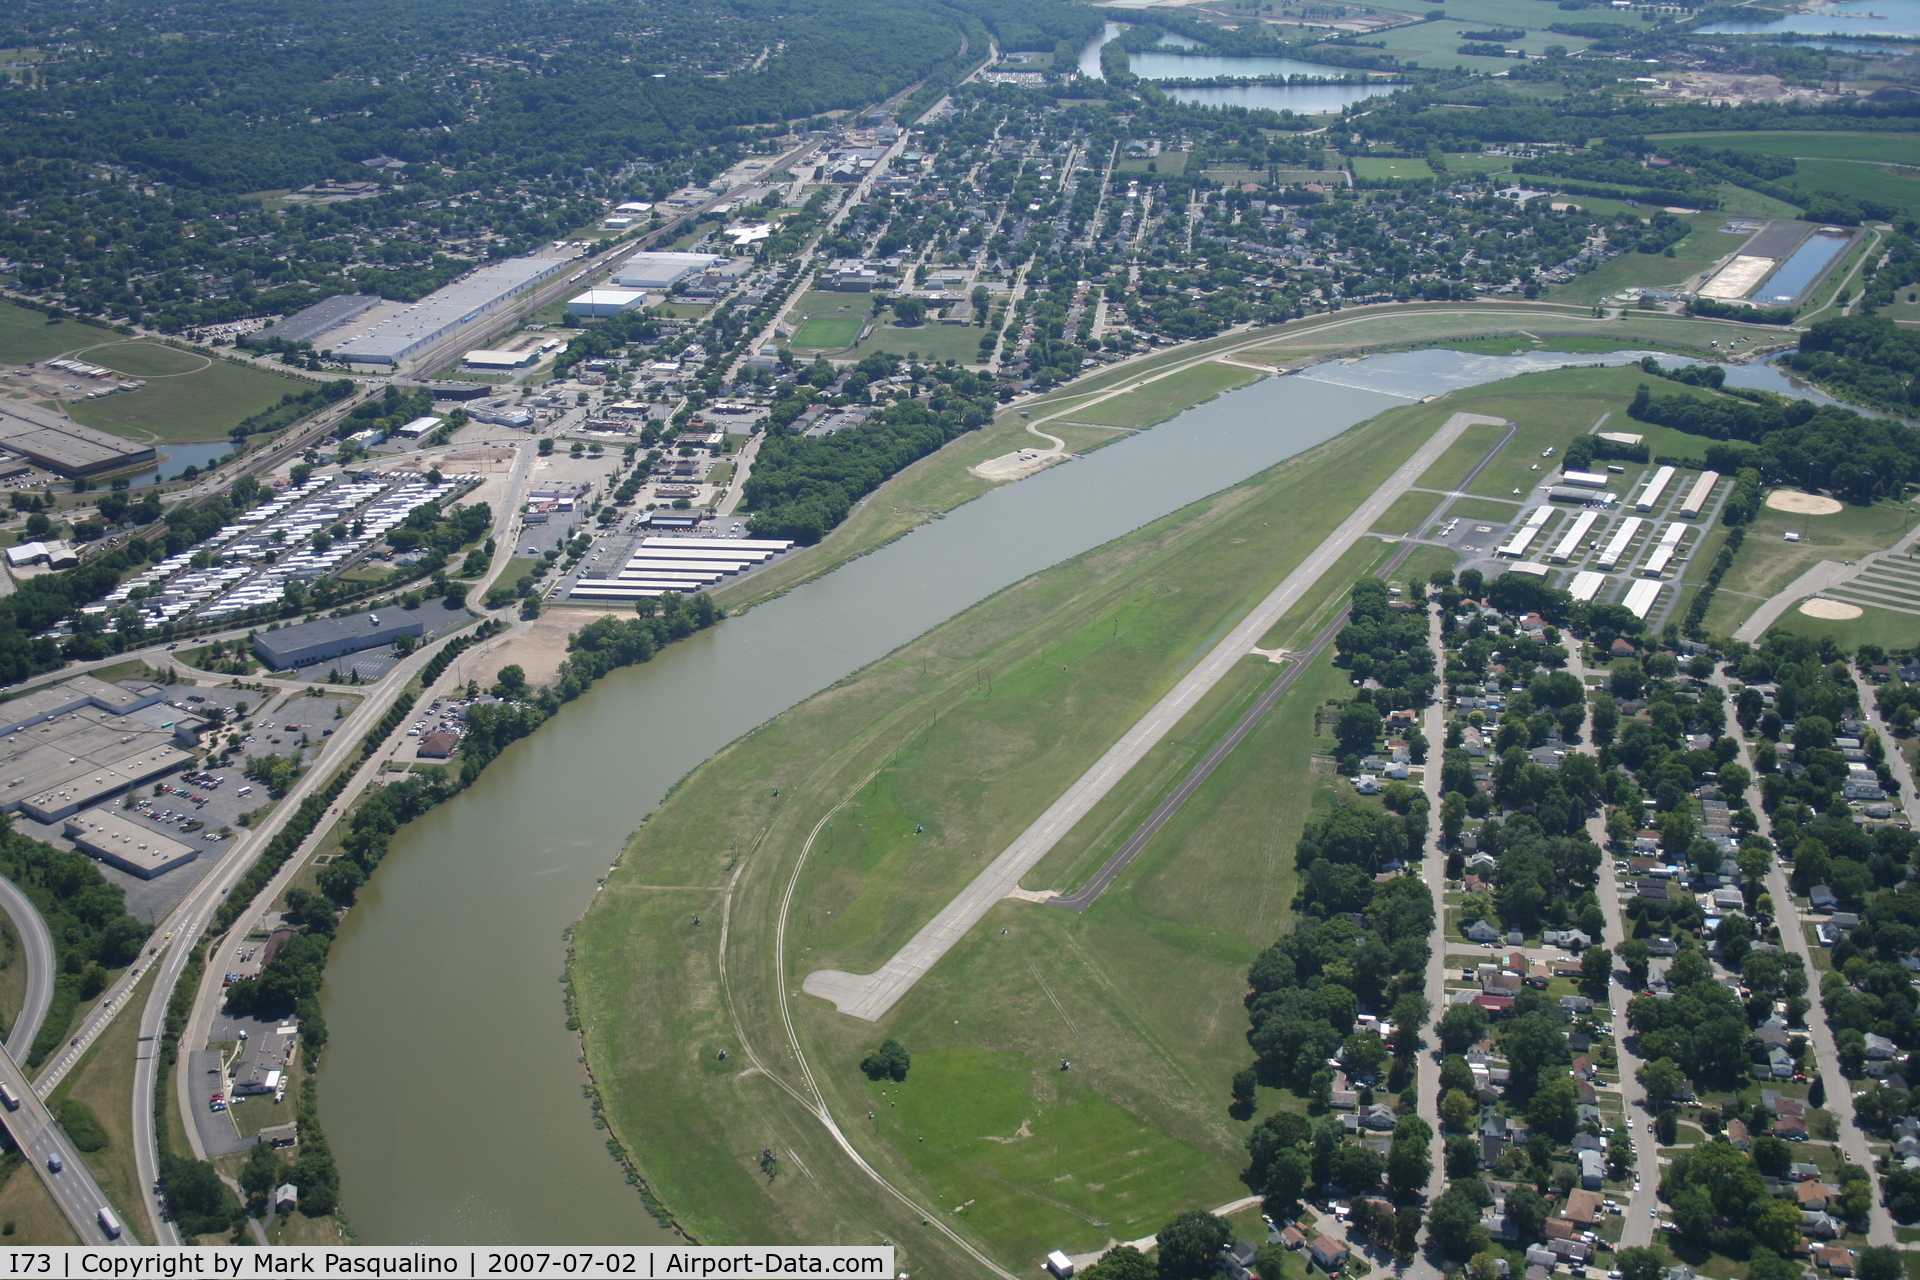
[1776,1115,1810,1141]
[1544,1218,1579,1241]
[1281,1227,1307,1250]
[1727,1119,1750,1149]
[1484,972,1523,996]
[1474,994,1516,1016]
[1309,1237,1349,1273]
[1815,1245,1853,1275]
[1571,1056,1595,1081]
[416,729,459,759]
[1528,960,1553,987]
[1562,1190,1604,1225]
[1797,1182,1832,1210]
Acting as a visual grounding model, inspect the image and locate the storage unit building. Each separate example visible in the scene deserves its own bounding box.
[1635,465,1677,513]
[1569,571,1607,602]
[1622,578,1663,619]
[1497,506,1554,559]
[1678,470,1720,519]
[1560,470,1609,489]
[1640,523,1687,578]
[1550,510,1600,564]
[1595,517,1643,571]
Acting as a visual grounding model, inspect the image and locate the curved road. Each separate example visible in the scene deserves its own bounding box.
[0,875,54,1060]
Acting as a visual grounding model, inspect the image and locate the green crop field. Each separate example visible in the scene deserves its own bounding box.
[790,315,864,349]
[1782,157,1920,220]
[1650,130,1920,165]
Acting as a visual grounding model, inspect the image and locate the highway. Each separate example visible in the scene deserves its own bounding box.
[0,876,54,1061]
[0,877,129,1244]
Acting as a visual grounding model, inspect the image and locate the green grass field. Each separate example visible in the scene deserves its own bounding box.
[1701,497,1920,636]
[1353,156,1436,181]
[848,321,986,365]
[1550,218,1752,305]
[1375,488,1442,535]
[1359,18,1589,71]
[574,373,1483,1266]
[1770,598,1920,652]
[1444,153,1517,176]
[1712,183,1802,220]
[0,304,101,364]
[81,341,209,377]
[1651,130,1920,165]
[791,315,864,350]
[1067,361,1262,429]
[1383,0,1638,25]
[64,353,315,444]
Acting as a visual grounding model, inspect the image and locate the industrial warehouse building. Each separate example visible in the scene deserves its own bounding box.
[253,294,383,347]
[63,809,198,879]
[567,288,650,318]
[0,677,197,823]
[332,257,569,366]
[0,403,156,477]
[253,611,428,670]
[611,252,724,289]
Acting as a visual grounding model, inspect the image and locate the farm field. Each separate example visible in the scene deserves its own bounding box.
[1782,158,1920,221]
[1372,0,1637,25]
[574,372,1483,1266]
[1650,130,1920,165]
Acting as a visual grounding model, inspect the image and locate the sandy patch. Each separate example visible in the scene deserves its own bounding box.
[1767,489,1844,515]
[437,611,624,691]
[970,448,1064,482]
[1799,597,1864,620]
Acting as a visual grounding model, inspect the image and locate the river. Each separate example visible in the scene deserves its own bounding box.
[319,344,1814,1243]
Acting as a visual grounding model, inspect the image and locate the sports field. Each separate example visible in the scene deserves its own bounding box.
[1701,497,1920,637]
[1352,156,1435,181]
[791,315,864,349]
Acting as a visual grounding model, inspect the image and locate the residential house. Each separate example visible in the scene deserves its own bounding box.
[1560,995,1593,1020]
[1809,885,1839,911]
[1308,1238,1348,1274]
[1571,1056,1595,1082]
[1281,1227,1307,1250]
[1544,1218,1579,1241]
[1796,1182,1832,1211]
[1524,1249,1559,1270]
[1815,1245,1853,1275]
[1789,1163,1821,1183]
[1485,972,1524,996]
[1474,994,1516,1016]
[1776,1115,1810,1141]
[1361,1103,1396,1131]
[1802,1212,1841,1240]
[1867,1032,1898,1060]
[1562,1190,1604,1225]
[1528,960,1553,988]
[1466,919,1502,944]
[1549,1240,1594,1265]
[1577,1149,1605,1189]
[1727,1119,1750,1149]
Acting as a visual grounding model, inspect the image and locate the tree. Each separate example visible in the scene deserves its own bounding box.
[1263,1148,1310,1210]
[1754,1197,1804,1254]
[1580,947,1612,1000]
[859,1039,909,1082]
[1436,1002,1489,1055]
[1506,1183,1548,1245]
[1440,1054,1475,1096]
[1617,1247,1664,1280]
[1637,1057,1684,1104]
[1857,1247,1902,1280]
[1083,1247,1156,1280]
[240,1139,284,1204]
[1389,1119,1432,1195]
[893,297,927,326]
[1749,1133,1792,1177]
[1155,1210,1230,1280]
[493,664,528,696]
[1231,1069,1256,1116]
[1426,1188,1490,1260]
[1336,702,1382,757]
[1618,937,1651,989]
[1442,1089,1476,1134]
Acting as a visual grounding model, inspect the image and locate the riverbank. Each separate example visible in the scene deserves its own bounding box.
[707,303,1767,616]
